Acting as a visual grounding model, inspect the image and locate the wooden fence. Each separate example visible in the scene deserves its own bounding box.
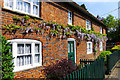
[60,57,105,80]
[80,59,95,67]
[106,50,120,74]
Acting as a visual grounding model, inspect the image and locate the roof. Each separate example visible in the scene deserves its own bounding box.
[67,2,107,29]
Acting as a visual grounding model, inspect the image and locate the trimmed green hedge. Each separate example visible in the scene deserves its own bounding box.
[98,51,112,64]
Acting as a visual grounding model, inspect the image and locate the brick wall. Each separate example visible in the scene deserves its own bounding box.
[1,1,106,78]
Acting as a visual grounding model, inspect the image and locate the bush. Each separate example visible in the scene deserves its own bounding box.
[0,35,14,80]
[43,59,76,79]
[112,45,120,50]
[98,51,112,64]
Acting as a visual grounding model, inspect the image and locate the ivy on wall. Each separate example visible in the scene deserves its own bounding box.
[0,35,14,80]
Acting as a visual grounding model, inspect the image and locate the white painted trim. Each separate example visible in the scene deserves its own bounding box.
[3,0,39,17]
[67,38,76,63]
[100,26,103,34]
[7,39,42,72]
[99,41,103,51]
[86,19,91,30]
[87,41,93,54]
[68,10,72,25]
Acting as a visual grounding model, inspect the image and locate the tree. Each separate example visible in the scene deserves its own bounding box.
[102,15,120,42]
[102,15,118,29]
[0,35,14,80]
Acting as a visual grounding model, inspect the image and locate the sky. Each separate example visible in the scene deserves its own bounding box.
[73,0,119,18]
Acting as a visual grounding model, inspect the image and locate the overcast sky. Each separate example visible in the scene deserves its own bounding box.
[73,0,119,18]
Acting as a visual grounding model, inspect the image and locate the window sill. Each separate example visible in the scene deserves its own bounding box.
[2,7,43,20]
[14,64,42,72]
[87,52,92,54]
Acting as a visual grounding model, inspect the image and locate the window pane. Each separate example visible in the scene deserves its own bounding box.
[71,43,73,52]
[24,55,31,65]
[17,56,24,66]
[25,44,31,53]
[68,11,72,25]
[16,0,23,11]
[89,43,91,49]
[18,44,24,54]
[33,5,38,15]
[27,55,31,65]
[35,44,39,53]
[24,2,30,13]
[35,54,40,63]
[5,0,13,8]
[68,43,70,53]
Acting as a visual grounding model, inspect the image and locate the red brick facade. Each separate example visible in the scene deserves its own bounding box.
[1,1,106,78]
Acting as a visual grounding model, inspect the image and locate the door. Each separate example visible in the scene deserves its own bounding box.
[68,41,75,63]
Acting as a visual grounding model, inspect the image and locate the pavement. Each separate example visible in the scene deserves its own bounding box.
[105,60,120,80]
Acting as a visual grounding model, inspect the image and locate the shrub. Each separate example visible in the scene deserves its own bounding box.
[97,51,112,64]
[43,59,76,79]
[112,45,120,50]
[0,35,14,80]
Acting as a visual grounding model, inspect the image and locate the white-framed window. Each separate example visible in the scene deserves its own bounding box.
[100,26,103,34]
[68,11,72,25]
[99,41,103,51]
[8,39,42,72]
[4,0,39,17]
[86,20,91,30]
[87,42,92,54]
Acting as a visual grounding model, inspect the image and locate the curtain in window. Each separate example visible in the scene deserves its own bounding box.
[35,54,40,63]
[16,0,22,11]
[18,44,24,54]
[25,44,31,53]
[17,56,24,66]
[35,44,39,53]
[33,5,38,15]
[24,2,30,13]
[27,56,31,64]
[5,0,13,8]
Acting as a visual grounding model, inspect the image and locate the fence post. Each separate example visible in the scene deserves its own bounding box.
[106,55,110,75]
[102,57,105,79]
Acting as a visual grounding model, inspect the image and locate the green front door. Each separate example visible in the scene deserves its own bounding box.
[67,41,75,63]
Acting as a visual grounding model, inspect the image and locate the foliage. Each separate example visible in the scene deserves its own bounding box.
[0,35,14,79]
[112,45,120,50]
[13,15,21,20]
[2,15,107,43]
[102,15,119,42]
[102,15,118,29]
[97,51,112,64]
[23,15,30,20]
[43,59,76,79]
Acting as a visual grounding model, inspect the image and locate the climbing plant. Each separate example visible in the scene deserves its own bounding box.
[0,35,14,80]
[2,15,108,46]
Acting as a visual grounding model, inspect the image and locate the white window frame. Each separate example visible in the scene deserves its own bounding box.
[3,0,39,17]
[8,39,42,72]
[100,26,103,34]
[86,19,91,30]
[87,42,92,54]
[68,11,73,25]
[99,41,103,51]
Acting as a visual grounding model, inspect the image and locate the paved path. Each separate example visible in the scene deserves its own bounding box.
[105,61,120,80]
